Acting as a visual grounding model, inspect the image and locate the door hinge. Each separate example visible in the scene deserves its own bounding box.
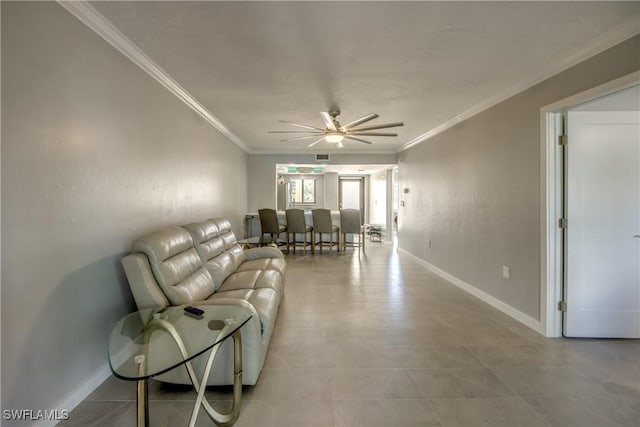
[559,218,568,229]
[558,301,567,312]
[558,135,568,146]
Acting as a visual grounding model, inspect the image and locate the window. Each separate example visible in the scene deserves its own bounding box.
[291,178,316,204]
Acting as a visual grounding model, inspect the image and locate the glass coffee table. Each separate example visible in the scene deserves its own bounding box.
[108,305,252,427]
[236,235,283,249]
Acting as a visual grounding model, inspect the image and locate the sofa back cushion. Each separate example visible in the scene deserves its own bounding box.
[182,218,246,289]
[131,226,215,305]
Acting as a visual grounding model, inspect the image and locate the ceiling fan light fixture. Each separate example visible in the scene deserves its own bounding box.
[336,140,344,148]
[325,133,344,143]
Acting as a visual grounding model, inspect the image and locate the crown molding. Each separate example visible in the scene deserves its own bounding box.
[250,148,398,156]
[57,1,250,153]
[400,16,640,152]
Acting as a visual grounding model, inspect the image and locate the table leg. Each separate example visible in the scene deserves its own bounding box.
[134,355,149,427]
[144,319,244,427]
[187,330,242,427]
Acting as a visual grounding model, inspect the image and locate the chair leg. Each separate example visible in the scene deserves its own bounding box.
[311,231,315,254]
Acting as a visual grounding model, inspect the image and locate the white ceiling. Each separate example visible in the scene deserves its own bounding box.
[89,1,640,154]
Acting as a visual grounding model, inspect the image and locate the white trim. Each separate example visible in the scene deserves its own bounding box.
[57,1,249,153]
[398,248,544,335]
[540,71,640,338]
[539,111,565,337]
[400,18,639,152]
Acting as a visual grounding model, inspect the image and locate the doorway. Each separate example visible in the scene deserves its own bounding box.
[542,73,640,337]
[339,177,364,223]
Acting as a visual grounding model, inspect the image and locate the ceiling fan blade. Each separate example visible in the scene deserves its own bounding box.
[279,120,324,131]
[281,135,323,142]
[307,137,326,147]
[268,131,324,134]
[320,112,337,131]
[348,132,398,137]
[340,113,378,130]
[344,136,373,145]
[348,122,404,132]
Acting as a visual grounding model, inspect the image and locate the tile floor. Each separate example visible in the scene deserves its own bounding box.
[62,242,639,426]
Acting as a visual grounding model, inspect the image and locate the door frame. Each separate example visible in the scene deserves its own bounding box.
[540,71,640,337]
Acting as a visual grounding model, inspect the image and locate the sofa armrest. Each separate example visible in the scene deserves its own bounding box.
[121,253,170,309]
[243,246,284,260]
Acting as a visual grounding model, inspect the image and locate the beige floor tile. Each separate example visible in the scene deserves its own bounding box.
[235,399,334,426]
[429,397,549,427]
[466,344,568,368]
[243,368,332,401]
[395,345,484,369]
[263,343,334,369]
[492,365,611,397]
[411,368,514,399]
[524,393,640,427]
[330,368,424,400]
[333,399,440,426]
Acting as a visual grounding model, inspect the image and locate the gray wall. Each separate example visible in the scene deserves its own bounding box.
[1,1,247,417]
[323,172,339,211]
[248,153,397,212]
[398,35,640,320]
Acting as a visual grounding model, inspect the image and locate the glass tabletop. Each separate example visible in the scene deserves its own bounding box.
[108,305,252,381]
[237,236,283,246]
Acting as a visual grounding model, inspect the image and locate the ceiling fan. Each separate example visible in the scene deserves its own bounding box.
[268,110,404,148]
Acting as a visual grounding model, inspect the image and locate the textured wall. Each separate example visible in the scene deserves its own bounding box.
[398,35,640,320]
[1,1,247,416]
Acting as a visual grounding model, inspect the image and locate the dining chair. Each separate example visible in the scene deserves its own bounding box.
[340,209,365,252]
[312,209,339,252]
[285,209,314,255]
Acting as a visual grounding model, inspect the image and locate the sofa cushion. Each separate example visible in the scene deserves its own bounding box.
[237,258,287,280]
[182,220,240,289]
[131,227,215,305]
[210,218,247,267]
[218,269,284,295]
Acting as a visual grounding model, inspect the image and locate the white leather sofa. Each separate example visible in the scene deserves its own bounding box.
[121,218,286,385]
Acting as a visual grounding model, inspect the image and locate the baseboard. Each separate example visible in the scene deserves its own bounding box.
[398,248,545,335]
[31,362,112,426]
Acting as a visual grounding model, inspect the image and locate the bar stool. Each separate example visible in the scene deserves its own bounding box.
[340,209,365,252]
[258,208,288,250]
[312,209,340,252]
[285,209,314,254]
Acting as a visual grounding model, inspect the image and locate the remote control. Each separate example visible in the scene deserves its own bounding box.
[184,306,204,319]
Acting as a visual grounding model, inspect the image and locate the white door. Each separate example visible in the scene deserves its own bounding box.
[564,110,640,337]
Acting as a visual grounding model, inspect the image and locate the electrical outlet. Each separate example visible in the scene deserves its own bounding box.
[502,266,510,279]
[428,240,431,248]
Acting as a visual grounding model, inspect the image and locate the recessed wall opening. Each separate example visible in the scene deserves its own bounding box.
[267,163,396,241]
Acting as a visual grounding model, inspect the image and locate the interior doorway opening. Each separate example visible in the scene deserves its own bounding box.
[275,163,396,241]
